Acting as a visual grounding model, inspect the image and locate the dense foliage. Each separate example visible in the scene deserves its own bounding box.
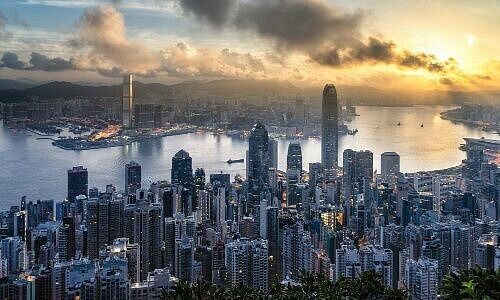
[441,267,500,300]
[163,271,408,300]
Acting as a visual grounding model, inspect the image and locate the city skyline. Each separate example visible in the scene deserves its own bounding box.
[0,2,498,299]
[0,0,499,93]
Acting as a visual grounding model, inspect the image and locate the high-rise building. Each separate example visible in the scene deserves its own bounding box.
[335,242,393,286]
[268,138,278,169]
[287,141,302,171]
[225,238,269,291]
[125,161,141,195]
[404,258,438,300]
[248,123,270,207]
[174,237,194,282]
[67,166,88,202]
[381,152,400,177]
[57,216,75,261]
[321,84,339,169]
[171,150,193,192]
[124,201,163,281]
[122,74,133,128]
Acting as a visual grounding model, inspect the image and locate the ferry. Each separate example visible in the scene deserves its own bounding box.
[227,158,244,164]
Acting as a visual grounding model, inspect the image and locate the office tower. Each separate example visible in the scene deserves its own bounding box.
[125,161,141,195]
[171,149,193,192]
[404,258,438,300]
[381,152,400,177]
[57,216,75,261]
[67,166,88,202]
[175,237,194,282]
[247,122,270,207]
[286,168,301,206]
[321,84,339,169]
[122,74,133,128]
[287,141,302,171]
[108,196,124,243]
[225,238,269,291]
[268,138,278,169]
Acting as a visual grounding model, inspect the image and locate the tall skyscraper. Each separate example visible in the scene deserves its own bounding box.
[171,149,193,191]
[268,138,278,169]
[125,161,141,195]
[381,152,400,177]
[321,84,339,169]
[122,74,133,128]
[287,142,302,171]
[57,216,75,261]
[247,123,270,207]
[67,166,88,202]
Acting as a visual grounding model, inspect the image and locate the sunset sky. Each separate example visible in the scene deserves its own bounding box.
[0,0,499,91]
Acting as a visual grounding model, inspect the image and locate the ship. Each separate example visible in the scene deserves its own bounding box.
[397,122,401,126]
[227,158,244,164]
[420,124,424,128]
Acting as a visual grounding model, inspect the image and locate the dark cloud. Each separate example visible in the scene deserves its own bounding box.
[178,0,234,26]
[234,0,363,49]
[0,52,75,72]
[175,0,465,75]
[29,52,76,71]
[0,52,27,70]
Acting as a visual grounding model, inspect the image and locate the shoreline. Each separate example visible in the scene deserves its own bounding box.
[52,128,196,151]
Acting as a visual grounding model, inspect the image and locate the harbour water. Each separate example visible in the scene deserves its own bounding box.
[0,105,497,209]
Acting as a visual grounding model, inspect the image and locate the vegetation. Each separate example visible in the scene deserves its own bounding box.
[162,271,408,300]
[441,267,500,300]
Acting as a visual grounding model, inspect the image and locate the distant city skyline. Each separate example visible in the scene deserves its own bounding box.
[0,0,499,92]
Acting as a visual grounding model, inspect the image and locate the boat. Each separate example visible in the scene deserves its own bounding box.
[420,124,424,128]
[227,158,244,164]
[397,122,401,126]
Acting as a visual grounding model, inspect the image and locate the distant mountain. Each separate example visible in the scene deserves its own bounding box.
[0,79,37,90]
[0,79,301,103]
[0,78,497,105]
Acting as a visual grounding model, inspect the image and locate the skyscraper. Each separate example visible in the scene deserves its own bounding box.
[171,149,193,191]
[67,166,88,202]
[321,84,339,169]
[381,152,400,177]
[247,123,270,207]
[122,74,133,128]
[268,138,278,169]
[287,142,302,171]
[125,161,141,195]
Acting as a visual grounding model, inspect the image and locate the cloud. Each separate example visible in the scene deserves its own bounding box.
[177,0,234,26]
[29,52,76,71]
[0,52,27,70]
[173,0,468,76]
[0,52,76,71]
[439,77,454,85]
[159,42,266,78]
[70,5,161,74]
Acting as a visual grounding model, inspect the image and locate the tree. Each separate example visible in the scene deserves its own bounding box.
[441,267,500,299]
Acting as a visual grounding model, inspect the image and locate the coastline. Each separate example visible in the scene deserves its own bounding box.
[52,127,196,151]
